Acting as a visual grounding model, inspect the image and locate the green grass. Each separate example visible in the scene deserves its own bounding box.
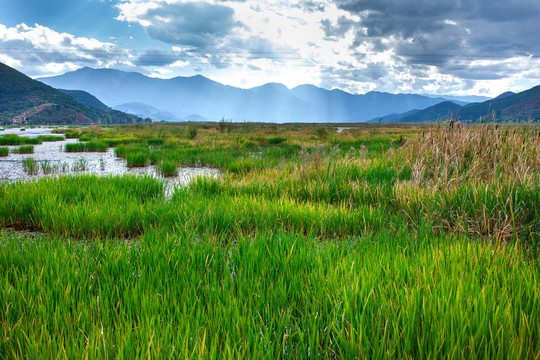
[0,146,8,157]
[157,159,178,177]
[21,157,38,175]
[115,145,150,159]
[13,145,34,154]
[188,125,199,139]
[78,135,93,141]
[36,135,64,142]
[0,134,40,145]
[64,131,80,139]
[40,160,54,175]
[0,122,539,358]
[72,158,89,172]
[268,136,287,145]
[126,151,150,167]
[0,230,538,359]
[147,138,165,146]
[65,140,108,152]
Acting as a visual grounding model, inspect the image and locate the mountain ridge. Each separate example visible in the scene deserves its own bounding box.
[0,62,143,125]
[39,67,468,123]
[370,86,540,123]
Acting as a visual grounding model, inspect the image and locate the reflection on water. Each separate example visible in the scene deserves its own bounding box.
[0,127,220,190]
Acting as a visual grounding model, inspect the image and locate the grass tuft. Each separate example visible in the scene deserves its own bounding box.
[65,140,108,152]
[14,145,34,154]
[21,157,39,175]
[157,159,178,177]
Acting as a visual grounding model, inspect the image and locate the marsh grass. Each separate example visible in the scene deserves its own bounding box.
[0,174,162,237]
[147,138,165,146]
[0,122,539,359]
[65,140,108,152]
[64,131,80,138]
[40,160,54,175]
[72,158,88,172]
[150,149,164,165]
[126,151,150,167]
[0,230,538,359]
[0,146,8,156]
[21,157,38,175]
[157,159,178,177]
[0,134,40,145]
[394,122,540,240]
[78,135,93,141]
[188,125,199,139]
[14,145,34,154]
[397,122,540,186]
[267,136,287,145]
[36,135,64,142]
[115,145,149,159]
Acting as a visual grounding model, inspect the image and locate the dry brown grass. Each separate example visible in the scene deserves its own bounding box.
[393,121,540,240]
[397,121,540,188]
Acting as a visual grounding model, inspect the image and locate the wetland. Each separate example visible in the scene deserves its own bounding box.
[1,122,539,359]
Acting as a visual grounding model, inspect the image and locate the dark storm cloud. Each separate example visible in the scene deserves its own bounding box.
[327,0,540,80]
[142,2,238,48]
[336,0,540,22]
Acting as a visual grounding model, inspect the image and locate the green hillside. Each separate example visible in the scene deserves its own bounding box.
[0,62,142,125]
[58,89,110,111]
[398,101,461,123]
[377,85,540,123]
[459,85,540,122]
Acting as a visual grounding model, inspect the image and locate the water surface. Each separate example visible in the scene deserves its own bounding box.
[0,127,220,189]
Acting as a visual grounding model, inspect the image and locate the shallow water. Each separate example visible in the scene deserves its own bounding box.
[0,126,60,138]
[336,127,353,133]
[0,128,220,189]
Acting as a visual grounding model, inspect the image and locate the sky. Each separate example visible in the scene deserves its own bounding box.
[0,0,539,97]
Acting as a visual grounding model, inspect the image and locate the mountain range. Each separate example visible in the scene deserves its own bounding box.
[3,62,537,124]
[39,67,487,123]
[0,62,142,125]
[370,85,540,123]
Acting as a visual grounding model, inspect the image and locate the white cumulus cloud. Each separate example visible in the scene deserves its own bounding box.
[0,23,131,77]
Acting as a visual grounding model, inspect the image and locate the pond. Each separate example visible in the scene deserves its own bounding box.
[0,127,220,189]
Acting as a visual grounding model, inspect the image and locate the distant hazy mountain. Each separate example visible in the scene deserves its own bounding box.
[0,62,142,125]
[424,94,490,104]
[372,86,540,123]
[367,109,421,123]
[398,101,462,123]
[39,67,462,123]
[114,102,187,122]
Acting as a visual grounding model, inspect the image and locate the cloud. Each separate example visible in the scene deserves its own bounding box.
[134,49,180,66]
[321,16,355,40]
[115,0,311,79]
[117,1,239,48]
[0,23,130,76]
[2,0,538,97]
[329,0,540,80]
